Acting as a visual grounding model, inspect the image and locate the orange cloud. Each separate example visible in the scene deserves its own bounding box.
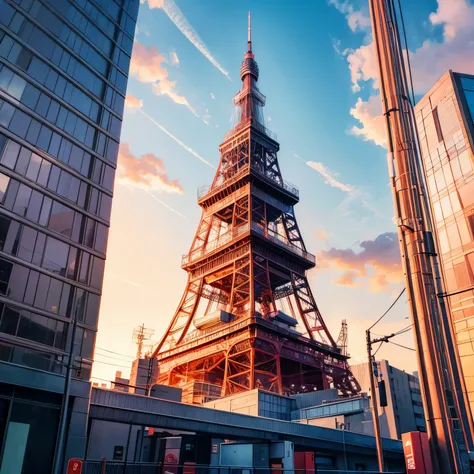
[117,143,183,195]
[125,94,143,110]
[130,43,168,83]
[130,42,196,115]
[318,232,404,292]
[314,230,328,240]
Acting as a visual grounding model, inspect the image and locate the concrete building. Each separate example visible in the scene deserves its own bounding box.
[351,360,426,439]
[0,0,138,471]
[414,70,474,413]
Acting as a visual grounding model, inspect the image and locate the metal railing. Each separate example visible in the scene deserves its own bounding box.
[182,223,250,266]
[251,222,315,264]
[82,461,405,474]
[223,118,277,142]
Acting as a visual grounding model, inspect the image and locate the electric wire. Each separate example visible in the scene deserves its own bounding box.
[373,342,384,358]
[368,287,406,331]
[396,0,416,106]
[95,346,135,359]
[388,340,416,352]
[92,359,132,370]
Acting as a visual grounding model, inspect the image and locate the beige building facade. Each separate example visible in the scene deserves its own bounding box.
[414,70,474,412]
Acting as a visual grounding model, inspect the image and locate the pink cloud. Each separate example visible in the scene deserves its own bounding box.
[130,42,197,115]
[117,143,183,195]
[318,232,404,292]
[125,94,143,110]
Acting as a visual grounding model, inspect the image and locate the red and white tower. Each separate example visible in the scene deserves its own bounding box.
[153,14,360,404]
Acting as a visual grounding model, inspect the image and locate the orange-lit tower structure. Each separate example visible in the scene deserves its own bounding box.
[153,14,360,404]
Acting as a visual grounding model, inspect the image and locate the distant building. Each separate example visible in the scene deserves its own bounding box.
[112,370,130,393]
[414,70,474,410]
[0,0,139,470]
[130,357,159,394]
[351,361,426,439]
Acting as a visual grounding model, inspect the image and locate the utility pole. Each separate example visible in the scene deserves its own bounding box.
[368,0,474,472]
[366,330,384,472]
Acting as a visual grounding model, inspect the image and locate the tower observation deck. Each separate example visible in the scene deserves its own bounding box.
[153,14,360,404]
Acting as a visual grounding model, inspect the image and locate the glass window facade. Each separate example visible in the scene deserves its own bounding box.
[415,71,474,414]
[0,0,138,380]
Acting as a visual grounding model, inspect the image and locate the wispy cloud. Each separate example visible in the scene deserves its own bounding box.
[140,0,230,80]
[293,154,356,194]
[294,153,380,217]
[314,229,329,240]
[169,51,180,65]
[117,143,183,194]
[131,42,197,116]
[328,0,371,33]
[143,188,188,219]
[210,92,215,100]
[138,108,216,169]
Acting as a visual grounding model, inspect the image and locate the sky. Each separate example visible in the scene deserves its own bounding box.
[92,0,474,384]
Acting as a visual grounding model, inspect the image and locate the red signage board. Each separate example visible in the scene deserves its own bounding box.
[66,458,83,474]
[402,432,433,474]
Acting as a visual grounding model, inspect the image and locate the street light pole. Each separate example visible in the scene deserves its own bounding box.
[366,330,384,472]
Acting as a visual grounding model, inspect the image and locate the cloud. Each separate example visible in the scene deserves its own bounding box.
[138,108,216,169]
[314,230,328,240]
[169,51,180,65]
[125,94,144,110]
[210,92,215,100]
[349,96,386,147]
[318,232,404,292]
[328,0,371,33]
[117,143,183,194]
[131,42,197,116]
[140,0,230,80]
[334,270,359,287]
[300,158,356,194]
[336,0,474,148]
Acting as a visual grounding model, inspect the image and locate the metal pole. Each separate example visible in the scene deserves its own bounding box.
[367,0,469,472]
[341,422,348,472]
[52,309,79,474]
[366,330,384,472]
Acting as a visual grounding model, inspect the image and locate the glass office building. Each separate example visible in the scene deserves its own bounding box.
[0,0,138,471]
[415,71,474,413]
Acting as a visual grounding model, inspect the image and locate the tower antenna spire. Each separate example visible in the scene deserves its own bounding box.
[247,11,251,52]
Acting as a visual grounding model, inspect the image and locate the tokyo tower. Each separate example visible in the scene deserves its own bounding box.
[153,14,360,404]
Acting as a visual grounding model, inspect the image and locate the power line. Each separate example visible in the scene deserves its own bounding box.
[368,287,406,331]
[373,341,384,357]
[93,359,132,370]
[94,350,135,362]
[95,346,135,359]
[388,340,416,352]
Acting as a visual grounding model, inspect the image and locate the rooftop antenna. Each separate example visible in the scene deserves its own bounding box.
[247,11,252,52]
[132,324,154,359]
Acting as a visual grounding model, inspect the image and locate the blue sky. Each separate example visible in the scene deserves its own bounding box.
[92,0,474,383]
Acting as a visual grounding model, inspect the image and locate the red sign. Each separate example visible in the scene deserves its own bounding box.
[66,459,83,474]
[402,432,433,474]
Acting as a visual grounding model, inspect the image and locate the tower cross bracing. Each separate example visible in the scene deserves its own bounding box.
[153,14,360,403]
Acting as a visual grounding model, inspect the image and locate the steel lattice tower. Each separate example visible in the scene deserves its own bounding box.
[153,15,360,404]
